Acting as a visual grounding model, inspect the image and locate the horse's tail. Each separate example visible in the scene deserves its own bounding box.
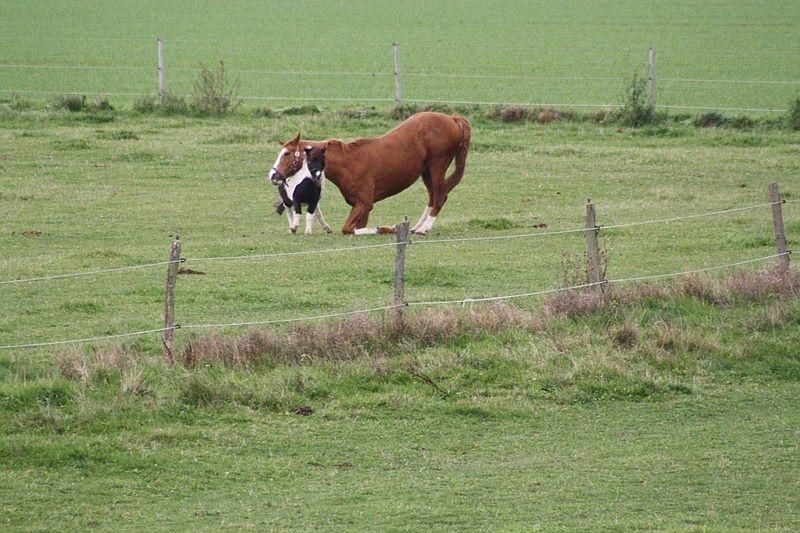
[446,114,471,194]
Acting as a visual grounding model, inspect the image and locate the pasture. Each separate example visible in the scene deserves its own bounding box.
[2,106,800,530]
[2,0,800,529]
[1,1,799,111]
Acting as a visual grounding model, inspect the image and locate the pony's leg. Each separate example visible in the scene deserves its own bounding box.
[285,208,295,234]
[290,208,301,234]
[304,212,314,236]
[314,207,333,234]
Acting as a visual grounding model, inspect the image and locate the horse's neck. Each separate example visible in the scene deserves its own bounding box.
[323,139,371,185]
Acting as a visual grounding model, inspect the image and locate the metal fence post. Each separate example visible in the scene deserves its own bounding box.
[393,42,402,103]
[163,235,181,364]
[769,182,790,272]
[585,201,605,291]
[648,47,657,110]
[157,38,166,109]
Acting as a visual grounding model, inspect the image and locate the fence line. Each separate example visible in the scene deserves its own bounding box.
[5,61,796,87]
[3,40,798,113]
[0,252,788,351]
[0,200,790,286]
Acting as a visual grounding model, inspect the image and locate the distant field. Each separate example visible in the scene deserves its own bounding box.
[1,1,799,111]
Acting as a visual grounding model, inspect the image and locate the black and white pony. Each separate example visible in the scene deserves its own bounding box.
[271,145,333,235]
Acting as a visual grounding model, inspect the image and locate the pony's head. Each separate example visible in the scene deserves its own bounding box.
[269,133,304,185]
[305,145,326,181]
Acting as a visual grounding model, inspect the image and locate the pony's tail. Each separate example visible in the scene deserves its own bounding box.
[445,114,471,194]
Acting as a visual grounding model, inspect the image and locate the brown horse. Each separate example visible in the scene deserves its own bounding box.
[268,111,471,235]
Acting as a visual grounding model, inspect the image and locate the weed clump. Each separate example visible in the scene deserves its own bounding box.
[190,61,240,115]
[51,94,114,113]
[615,72,656,127]
[484,106,572,124]
[788,94,800,130]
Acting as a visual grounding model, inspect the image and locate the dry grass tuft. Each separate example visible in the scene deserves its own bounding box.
[177,302,534,370]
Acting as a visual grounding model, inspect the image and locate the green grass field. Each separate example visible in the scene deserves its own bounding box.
[1,1,799,110]
[1,105,800,531]
[2,2,800,530]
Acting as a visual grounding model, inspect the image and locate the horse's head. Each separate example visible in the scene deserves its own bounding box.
[269,133,304,185]
[305,145,326,182]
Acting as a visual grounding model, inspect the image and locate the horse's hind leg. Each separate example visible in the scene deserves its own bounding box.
[412,170,435,233]
[413,162,449,235]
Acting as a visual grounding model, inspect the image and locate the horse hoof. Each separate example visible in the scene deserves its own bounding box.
[411,229,427,236]
[289,228,297,234]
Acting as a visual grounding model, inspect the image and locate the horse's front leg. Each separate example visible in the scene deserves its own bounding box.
[342,203,373,235]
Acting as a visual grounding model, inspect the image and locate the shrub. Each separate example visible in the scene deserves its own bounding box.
[51,94,114,113]
[693,112,727,128]
[9,94,35,110]
[161,93,188,114]
[51,94,86,112]
[788,94,800,130]
[615,72,656,127]
[190,61,241,115]
[133,95,157,114]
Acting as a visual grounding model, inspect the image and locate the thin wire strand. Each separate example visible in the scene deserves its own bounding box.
[608,253,790,284]
[0,327,173,350]
[407,282,606,307]
[0,260,178,285]
[180,304,404,330]
[661,77,800,86]
[601,201,782,232]
[186,241,406,264]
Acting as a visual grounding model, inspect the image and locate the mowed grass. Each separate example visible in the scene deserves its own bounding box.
[1,1,799,110]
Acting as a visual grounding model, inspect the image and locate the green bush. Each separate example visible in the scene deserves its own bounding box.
[190,61,241,115]
[788,95,800,130]
[615,72,656,127]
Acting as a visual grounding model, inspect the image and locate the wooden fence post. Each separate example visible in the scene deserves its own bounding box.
[769,182,790,272]
[393,42,402,103]
[393,217,410,326]
[157,38,166,109]
[585,201,605,291]
[163,235,181,364]
[648,47,657,110]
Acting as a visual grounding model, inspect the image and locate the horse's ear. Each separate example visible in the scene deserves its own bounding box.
[290,132,301,145]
